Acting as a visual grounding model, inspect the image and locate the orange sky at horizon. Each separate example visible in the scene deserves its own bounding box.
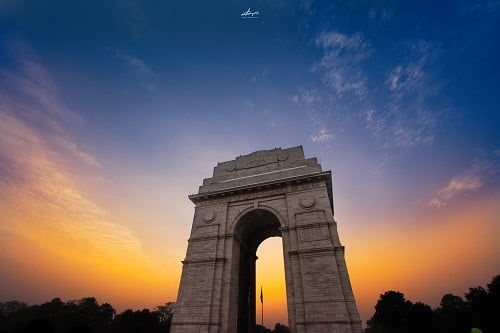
[1,174,499,328]
[0,117,178,311]
[1,166,498,328]
[0,107,498,328]
[1,1,500,330]
[346,190,500,324]
[252,189,500,327]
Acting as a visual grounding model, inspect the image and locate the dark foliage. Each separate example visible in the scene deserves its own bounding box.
[272,322,290,333]
[255,324,272,333]
[254,323,290,333]
[366,274,500,333]
[0,298,173,333]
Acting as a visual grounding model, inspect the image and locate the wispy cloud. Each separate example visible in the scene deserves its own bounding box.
[0,51,83,130]
[457,0,500,17]
[113,0,149,39]
[386,41,435,99]
[313,31,372,99]
[293,30,373,148]
[304,27,453,151]
[292,89,335,145]
[55,137,101,168]
[0,42,147,261]
[116,50,153,76]
[364,106,438,148]
[368,7,395,21]
[309,128,334,144]
[115,50,156,91]
[429,156,499,208]
[292,89,321,106]
[365,40,446,148]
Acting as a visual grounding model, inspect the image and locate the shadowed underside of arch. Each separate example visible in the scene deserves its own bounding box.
[171,147,362,333]
[234,209,282,333]
[235,209,281,252]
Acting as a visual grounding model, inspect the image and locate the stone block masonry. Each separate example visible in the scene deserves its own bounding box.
[171,146,362,333]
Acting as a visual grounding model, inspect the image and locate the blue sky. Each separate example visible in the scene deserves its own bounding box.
[1,0,499,327]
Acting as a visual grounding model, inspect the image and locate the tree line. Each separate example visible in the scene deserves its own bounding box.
[366,274,500,333]
[0,298,174,333]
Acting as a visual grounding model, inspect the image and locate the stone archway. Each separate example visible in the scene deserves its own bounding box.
[171,147,362,333]
[233,209,282,333]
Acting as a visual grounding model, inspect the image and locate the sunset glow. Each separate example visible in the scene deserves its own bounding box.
[1,1,499,329]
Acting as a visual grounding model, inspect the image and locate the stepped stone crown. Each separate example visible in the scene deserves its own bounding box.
[199,147,322,193]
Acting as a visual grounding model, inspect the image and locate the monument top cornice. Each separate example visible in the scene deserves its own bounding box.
[190,146,334,208]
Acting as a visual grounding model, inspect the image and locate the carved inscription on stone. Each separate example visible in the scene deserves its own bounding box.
[295,210,326,226]
[190,239,216,254]
[298,225,332,249]
[235,151,278,169]
[298,225,328,242]
[195,224,218,236]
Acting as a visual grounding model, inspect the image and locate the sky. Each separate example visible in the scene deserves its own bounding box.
[0,0,499,328]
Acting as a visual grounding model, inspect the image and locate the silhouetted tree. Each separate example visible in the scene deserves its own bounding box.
[21,317,54,333]
[38,298,70,332]
[465,286,488,330]
[406,302,434,333]
[366,274,500,333]
[366,291,413,333]
[463,274,500,333]
[0,297,118,333]
[254,324,271,333]
[98,303,115,328]
[0,302,28,317]
[0,301,37,332]
[435,293,468,333]
[111,309,161,333]
[272,322,289,333]
[487,274,500,328]
[153,302,174,332]
[65,324,93,333]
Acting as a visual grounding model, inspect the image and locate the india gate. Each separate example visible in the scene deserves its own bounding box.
[171,146,362,333]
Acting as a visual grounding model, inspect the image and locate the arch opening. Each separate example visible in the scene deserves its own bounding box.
[234,209,283,333]
[256,237,288,329]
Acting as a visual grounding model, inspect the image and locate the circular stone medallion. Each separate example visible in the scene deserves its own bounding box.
[277,152,289,161]
[299,195,316,209]
[202,210,216,223]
